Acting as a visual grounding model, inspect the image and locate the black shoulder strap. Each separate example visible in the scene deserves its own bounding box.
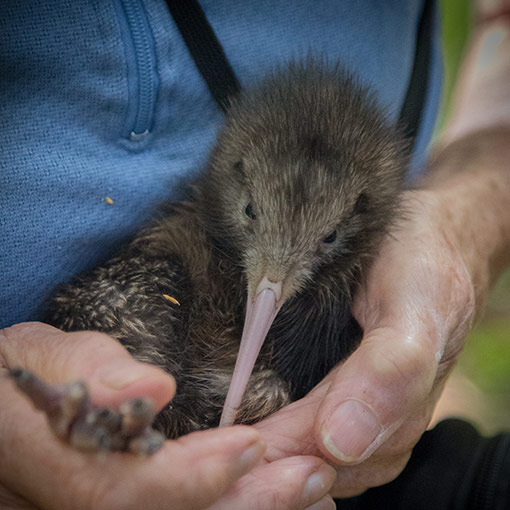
[167,0,435,149]
[165,0,241,112]
[397,0,435,147]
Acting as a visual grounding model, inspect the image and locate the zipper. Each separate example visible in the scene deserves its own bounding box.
[115,0,159,143]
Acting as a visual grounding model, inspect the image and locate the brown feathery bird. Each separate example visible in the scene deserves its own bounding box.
[12,60,408,451]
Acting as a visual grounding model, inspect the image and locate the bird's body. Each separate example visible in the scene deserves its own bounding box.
[45,60,408,440]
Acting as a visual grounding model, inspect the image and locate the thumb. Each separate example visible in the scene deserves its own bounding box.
[315,325,438,464]
[1,322,176,410]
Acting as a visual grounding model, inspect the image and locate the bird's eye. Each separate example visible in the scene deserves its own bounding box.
[245,203,256,220]
[323,230,337,244]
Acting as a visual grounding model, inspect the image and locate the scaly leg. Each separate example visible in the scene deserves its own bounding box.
[9,368,164,455]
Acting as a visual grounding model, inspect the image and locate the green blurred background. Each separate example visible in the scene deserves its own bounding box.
[435,0,510,432]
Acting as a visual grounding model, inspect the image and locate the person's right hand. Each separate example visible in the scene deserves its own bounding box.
[0,322,336,510]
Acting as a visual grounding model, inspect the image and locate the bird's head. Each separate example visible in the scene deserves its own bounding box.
[199,62,408,425]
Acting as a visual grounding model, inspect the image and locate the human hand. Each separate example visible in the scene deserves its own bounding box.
[257,5,510,496]
[0,322,336,510]
[256,187,481,498]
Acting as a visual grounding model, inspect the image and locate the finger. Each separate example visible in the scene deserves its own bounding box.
[1,322,176,410]
[209,456,337,510]
[315,325,438,464]
[254,372,334,460]
[96,427,266,510]
[0,374,265,510]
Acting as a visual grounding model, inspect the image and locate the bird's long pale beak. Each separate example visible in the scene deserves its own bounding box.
[219,277,283,427]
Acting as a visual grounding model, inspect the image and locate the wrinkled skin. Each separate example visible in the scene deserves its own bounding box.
[254,8,510,497]
[255,188,479,498]
[0,323,337,510]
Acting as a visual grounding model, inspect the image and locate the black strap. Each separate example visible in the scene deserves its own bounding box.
[167,0,434,149]
[397,0,435,149]
[165,0,241,112]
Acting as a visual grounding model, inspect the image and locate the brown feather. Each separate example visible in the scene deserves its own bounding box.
[46,59,407,438]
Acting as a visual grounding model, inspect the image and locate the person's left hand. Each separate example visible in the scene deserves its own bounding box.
[255,188,479,498]
[0,322,337,510]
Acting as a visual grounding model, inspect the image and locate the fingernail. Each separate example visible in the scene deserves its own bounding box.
[321,399,381,462]
[237,439,266,472]
[303,464,337,504]
[305,495,336,510]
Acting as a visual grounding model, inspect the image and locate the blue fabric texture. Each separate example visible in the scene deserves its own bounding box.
[0,0,442,328]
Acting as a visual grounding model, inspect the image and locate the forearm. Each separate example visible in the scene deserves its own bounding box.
[421,4,510,308]
[424,127,510,306]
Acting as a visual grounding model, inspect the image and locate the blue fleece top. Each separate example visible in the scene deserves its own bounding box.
[0,0,442,328]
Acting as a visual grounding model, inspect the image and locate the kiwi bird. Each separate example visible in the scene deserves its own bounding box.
[14,60,408,448]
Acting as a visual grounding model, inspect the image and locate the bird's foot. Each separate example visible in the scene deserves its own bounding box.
[8,368,164,455]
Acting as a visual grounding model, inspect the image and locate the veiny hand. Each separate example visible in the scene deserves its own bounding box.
[256,5,510,493]
[0,322,336,510]
[256,188,480,498]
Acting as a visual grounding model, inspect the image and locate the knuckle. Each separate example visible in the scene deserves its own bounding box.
[0,322,48,369]
[2,321,45,337]
[1,321,60,342]
[368,331,435,389]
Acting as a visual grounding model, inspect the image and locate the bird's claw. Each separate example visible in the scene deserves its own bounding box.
[8,368,164,455]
